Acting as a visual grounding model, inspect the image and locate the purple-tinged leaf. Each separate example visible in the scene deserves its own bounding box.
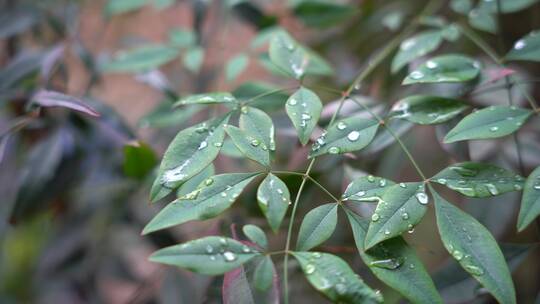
[30,90,100,117]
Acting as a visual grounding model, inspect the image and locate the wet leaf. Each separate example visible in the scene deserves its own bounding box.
[444,106,532,143]
[391,30,444,73]
[102,44,180,73]
[242,224,268,249]
[292,252,383,303]
[309,117,380,158]
[286,87,322,145]
[239,106,276,154]
[150,114,229,202]
[345,209,442,304]
[176,164,215,197]
[517,166,540,231]
[342,175,396,202]
[431,162,524,198]
[144,172,260,234]
[506,30,540,62]
[296,203,338,251]
[402,54,481,85]
[224,125,270,167]
[253,256,274,291]
[257,173,290,232]
[390,95,469,125]
[433,190,516,304]
[149,236,260,275]
[173,92,237,106]
[365,183,429,249]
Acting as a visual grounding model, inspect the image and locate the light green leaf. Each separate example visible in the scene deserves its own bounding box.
[468,7,496,34]
[442,24,461,41]
[253,256,274,291]
[150,115,229,202]
[292,252,383,303]
[257,173,290,232]
[391,30,444,73]
[220,138,244,158]
[102,45,180,73]
[310,117,380,158]
[149,236,260,275]
[268,31,333,79]
[345,209,443,304]
[293,1,356,28]
[444,106,532,143]
[105,0,146,16]
[433,190,516,304]
[390,95,469,125]
[296,203,338,251]
[144,172,260,234]
[242,224,268,249]
[342,175,395,202]
[168,28,196,48]
[365,183,429,249]
[286,87,322,145]
[517,166,540,231]
[176,164,214,197]
[183,47,204,72]
[226,53,249,82]
[506,30,540,62]
[239,106,276,153]
[173,92,237,106]
[431,162,524,198]
[402,54,481,85]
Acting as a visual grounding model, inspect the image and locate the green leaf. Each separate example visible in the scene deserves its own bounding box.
[253,256,274,291]
[268,31,333,79]
[149,236,260,275]
[168,28,196,49]
[476,0,539,14]
[391,30,444,73]
[402,54,481,85]
[431,162,524,198]
[506,30,540,62]
[365,183,429,249]
[296,203,338,251]
[309,117,380,158]
[225,125,270,166]
[183,47,204,72]
[293,1,356,28]
[517,166,540,231]
[345,209,443,304]
[102,44,180,73]
[105,0,146,16]
[468,7,496,34]
[443,106,532,143]
[150,115,229,202]
[144,172,260,234]
[433,190,516,304]
[390,95,469,125]
[451,0,472,14]
[242,224,268,249]
[226,53,249,82]
[176,164,214,197]
[292,252,383,303]
[123,141,157,179]
[173,92,237,107]
[257,173,291,232]
[239,106,276,153]
[286,87,322,145]
[233,81,289,112]
[342,175,395,202]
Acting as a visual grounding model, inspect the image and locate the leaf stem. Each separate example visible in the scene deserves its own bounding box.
[272,170,340,202]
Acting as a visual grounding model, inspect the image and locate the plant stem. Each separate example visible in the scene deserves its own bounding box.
[272,170,341,202]
[281,1,442,301]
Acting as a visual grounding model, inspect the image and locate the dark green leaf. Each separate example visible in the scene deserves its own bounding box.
[233,81,288,112]
[226,53,249,82]
[176,164,214,197]
[431,162,524,198]
[517,166,540,231]
[292,252,383,303]
[253,256,274,291]
[390,95,469,125]
[242,224,268,249]
[506,30,540,62]
[444,106,532,143]
[149,236,260,275]
[296,203,338,251]
[239,106,276,153]
[286,87,322,145]
[150,115,229,202]
[173,92,237,106]
[402,54,481,85]
[433,190,516,304]
[102,45,180,73]
[144,172,260,234]
[342,175,395,202]
[365,183,428,249]
[345,209,442,304]
[391,30,444,73]
[310,117,380,158]
[224,125,270,167]
[123,141,157,179]
[257,173,290,232]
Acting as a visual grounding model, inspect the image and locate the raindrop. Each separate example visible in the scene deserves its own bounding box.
[347,131,360,141]
[205,178,214,186]
[371,213,380,222]
[220,238,228,245]
[301,113,312,120]
[514,39,526,50]
[416,192,429,205]
[486,184,499,196]
[367,175,375,182]
[489,126,499,132]
[240,106,249,114]
[355,190,366,197]
[214,142,223,147]
[198,141,208,150]
[250,139,260,147]
[534,185,540,190]
[328,147,340,154]
[453,250,464,261]
[277,188,284,194]
[223,251,237,262]
[426,60,438,69]
[409,264,416,269]
[437,178,447,185]
[206,245,214,254]
[210,255,216,261]
[288,98,298,106]
[370,257,404,270]
[242,246,251,253]
[221,192,227,197]
[313,252,322,258]
[379,179,387,187]
[337,121,347,130]
[464,264,484,276]
[305,264,316,274]
[384,229,391,235]
[399,183,407,188]
[401,212,409,220]
[409,71,424,80]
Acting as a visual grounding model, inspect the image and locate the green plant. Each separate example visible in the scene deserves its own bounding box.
[140,0,540,303]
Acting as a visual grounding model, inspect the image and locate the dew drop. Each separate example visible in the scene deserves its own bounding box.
[205,178,214,186]
[401,212,409,220]
[384,229,391,235]
[277,188,284,194]
[355,190,366,197]
[301,113,312,120]
[379,179,387,187]
[367,175,375,182]
[240,106,249,114]
[534,185,540,190]
[221,192,227,197]
[336,121,347,130]
[305,264,316,274]
[371,213,380,222]
[328,146,340,154]
[437,178,447,185]
[426,60,438,69]
[242,246,251,253]
[347,131,360,141]
[409,71,424,80]
[198,141,208,150]
[399,183,407,188]
[464,264,484,276]
[489,126,499,132]
[206,245,214,254]
[416,192,429,205]
[486,183,499,196]
[313,252,322,258]
[288,98,298,106]
[220,237,228,245]
[514,39,526,50]
[223,251,237,262]
[250,139,260,147]
[214,142,223,147]
[370,257,404,270]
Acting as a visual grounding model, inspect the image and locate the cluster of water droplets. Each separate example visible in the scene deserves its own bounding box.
[445,244,484,276]
[196,237,253,263]
[288,97,312,129]
[444,166,524,197]
[368,243,415,270]
[303,253,352,296]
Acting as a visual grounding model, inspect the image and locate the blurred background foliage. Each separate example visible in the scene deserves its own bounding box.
[0,0,540,303]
